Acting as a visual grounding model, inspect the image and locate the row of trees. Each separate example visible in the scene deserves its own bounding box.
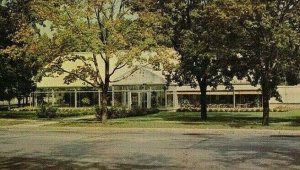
[1,0,300,125]
[128,0,300,125]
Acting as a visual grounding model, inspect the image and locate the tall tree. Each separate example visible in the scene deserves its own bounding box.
[238,0,300,125]
[129,0,248,120]
[0,0,39,108]
[28,0,158,122]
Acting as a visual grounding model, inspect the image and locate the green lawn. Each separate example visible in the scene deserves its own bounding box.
[0,109,95,120]
[1,109,300,130]
[54,110,300,130]
[0,111,36,127]
[0,111,37,119]
[0,119,30,126]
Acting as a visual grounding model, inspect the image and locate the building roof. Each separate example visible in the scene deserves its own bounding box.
[36,52,255,88]
[112,67,166,85]
[37,52,165,88]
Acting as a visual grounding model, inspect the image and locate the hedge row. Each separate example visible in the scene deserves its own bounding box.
[35,105,159,119]
[177,106,288,112]
[96,106,159,119]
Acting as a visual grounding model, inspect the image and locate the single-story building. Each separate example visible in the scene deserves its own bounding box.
[33,65,300,110]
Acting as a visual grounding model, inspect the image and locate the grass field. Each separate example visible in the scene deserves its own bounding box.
[1,110,300,130]
[0,111,37,119]
[55,110,300,130]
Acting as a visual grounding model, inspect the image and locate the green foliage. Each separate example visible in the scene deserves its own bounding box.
[95,105,101,119]
[36,106,97,118]
[57,107,95,117]
[81,97,90,106]
[129,0,251,120]
[36,105,58,118]
[26,0,161,122]
[11,106,37,112]
[107,106,129,119]
[272,106,289,112]
[0,0,40,105]
[177,100,200,112]
[28,1,160,87]
[96,106,159,120]
[234,1,300,125]
[12,106,97,117]
[176,107,290,113]
[0,110,36,119]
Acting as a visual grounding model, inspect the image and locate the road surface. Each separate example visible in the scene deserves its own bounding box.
[0,128,300,169]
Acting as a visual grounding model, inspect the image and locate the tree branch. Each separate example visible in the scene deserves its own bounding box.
[110,63,150,83]
[54,66,97,88]
[92,53,104,86]
[109,61,128,77]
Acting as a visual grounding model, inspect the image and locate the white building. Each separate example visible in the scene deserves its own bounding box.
[34,66,300,110]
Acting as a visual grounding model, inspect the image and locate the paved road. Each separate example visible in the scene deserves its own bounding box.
[0,128,300,169]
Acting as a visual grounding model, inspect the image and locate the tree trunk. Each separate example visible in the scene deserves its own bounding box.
[8,100,11,111]
[25,97,29,105]
[199,77,208,120]
[261,70,271,126]
[261,84,270,126]
[101,89,108,123]
[101,56,110,123]
[17,97,21,107]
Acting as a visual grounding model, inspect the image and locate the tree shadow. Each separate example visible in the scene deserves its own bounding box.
[0,157,107,169]
[0,111,36,119]
[0,155,183,170]
[210,136,300,168]
[149,112,300,128]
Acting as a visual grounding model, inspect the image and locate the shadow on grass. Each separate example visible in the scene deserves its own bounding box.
[46,111,300,128]
[0,111,36,119]
[148,112,300,127]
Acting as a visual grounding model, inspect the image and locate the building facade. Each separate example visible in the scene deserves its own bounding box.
[33,67,300,110]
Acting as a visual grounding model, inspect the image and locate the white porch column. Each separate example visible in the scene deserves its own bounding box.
[147,91,151,109]
[29,93,32,107]
[138,92,141,107]
[122,91,127,106]
[233,90,236,108]
[128,92,132,109]
[98,90,101,107]
[74,89,78,108]
[51,89,55,106]
[173,90,178,108]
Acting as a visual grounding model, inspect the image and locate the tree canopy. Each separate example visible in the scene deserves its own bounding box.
[23,0,162,122]
[237,0,300,125]
[129,0,250,120]
[0,0,40,107]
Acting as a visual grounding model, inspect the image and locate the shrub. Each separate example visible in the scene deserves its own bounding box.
[176,107,269,112]
[272,106,288,112]
[95,106,101,119]
[109,106,128,118]
[36,105,58,118]
[146,108,160,114]
[255,108,261,112]
[81,97,91,106]
[95,106,160,119]
[56,107,95,117]
[12,106,37,112]
[233,108,239,112]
